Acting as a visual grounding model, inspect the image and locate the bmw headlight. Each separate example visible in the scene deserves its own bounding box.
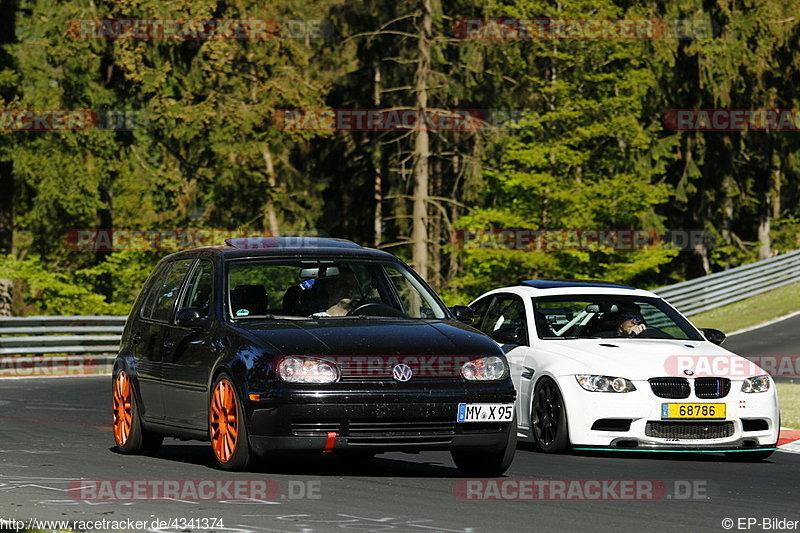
[276,356,339,383]
[461,356,508,381]
[741,375,771,393]
[575,374,636,393]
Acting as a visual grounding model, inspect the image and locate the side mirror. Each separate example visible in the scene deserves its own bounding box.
[450,305,474,324]
[700,328,726,345]
[175,307,204,327]
[491,326,523,345]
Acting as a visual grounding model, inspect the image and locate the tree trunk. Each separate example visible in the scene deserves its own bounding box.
[373,64,383,247]
[771,146,781,221]
[430,150,442,289]
[719,134,735,253]
[261,147,280,236]
[411,0,432,279]
[758,139,781,260]
[374,168,383,247]
[0,161,12,252]
[96,182,113,303]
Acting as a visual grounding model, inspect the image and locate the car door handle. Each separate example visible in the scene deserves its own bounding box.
[132,332,142,345]
[163,339,175,350]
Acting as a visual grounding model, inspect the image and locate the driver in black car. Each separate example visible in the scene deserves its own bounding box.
[315,267,360,316]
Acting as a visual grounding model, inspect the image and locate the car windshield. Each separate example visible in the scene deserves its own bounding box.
[533,294,703,341]
[226,258,447,320]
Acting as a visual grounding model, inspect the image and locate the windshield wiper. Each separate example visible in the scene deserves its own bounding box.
[235,314,304,321]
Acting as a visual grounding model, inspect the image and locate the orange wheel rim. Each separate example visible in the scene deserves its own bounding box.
[210,379,239,463]
[112,371,133,446]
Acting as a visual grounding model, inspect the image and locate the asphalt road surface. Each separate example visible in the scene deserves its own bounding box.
[0,375,798,533]
[725,313,800,358]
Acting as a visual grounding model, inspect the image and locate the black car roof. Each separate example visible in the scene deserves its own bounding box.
[163,237,399,261]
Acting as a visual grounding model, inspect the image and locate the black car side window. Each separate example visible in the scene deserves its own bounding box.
[140,264,170,320]
[147,258,194,322]
[180,259,214,318]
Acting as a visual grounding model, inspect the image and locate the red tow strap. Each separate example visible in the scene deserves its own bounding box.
[323,431,337,453]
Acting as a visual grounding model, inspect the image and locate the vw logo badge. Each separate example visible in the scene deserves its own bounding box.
[684,369,694,376]
[392,363,413,382]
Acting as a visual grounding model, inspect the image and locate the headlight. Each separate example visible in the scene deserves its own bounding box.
[575,374,636,393]
[276,356,339,383]
[741,375,771,393]
[461,356,508,381]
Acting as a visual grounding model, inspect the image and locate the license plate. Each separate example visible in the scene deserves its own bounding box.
[661,403,726,419]
[457,403,514,423]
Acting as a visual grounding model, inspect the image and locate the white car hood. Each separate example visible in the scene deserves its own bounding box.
[535,338,755,381]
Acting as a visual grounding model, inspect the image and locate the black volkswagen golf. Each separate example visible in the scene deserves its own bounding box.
[113,237,516,475]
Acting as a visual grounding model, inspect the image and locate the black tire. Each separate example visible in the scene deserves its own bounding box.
[531,378,570,453]
[451,415,517,476]
[113,371,163,456]
[724,449,775,462]
[209,374,252,471]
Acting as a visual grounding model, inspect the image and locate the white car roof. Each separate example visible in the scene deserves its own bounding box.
[472,281,660,302]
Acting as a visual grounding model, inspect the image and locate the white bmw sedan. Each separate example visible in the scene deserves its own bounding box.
[469,280,780,460]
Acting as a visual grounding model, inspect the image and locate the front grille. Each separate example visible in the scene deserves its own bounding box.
[347,419,455,445]
[645,421,734,440]
[291,422,341,437]
[649,377,690,399]
[292,418,458,444]
[694,377,731,398]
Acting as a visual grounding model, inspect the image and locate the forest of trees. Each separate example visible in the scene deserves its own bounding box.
[1,0,799,315]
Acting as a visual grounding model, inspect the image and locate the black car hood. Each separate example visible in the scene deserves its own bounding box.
[236,319,499,357]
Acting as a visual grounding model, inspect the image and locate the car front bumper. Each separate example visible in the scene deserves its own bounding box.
[245,381,516,455]
[556,376,780,450]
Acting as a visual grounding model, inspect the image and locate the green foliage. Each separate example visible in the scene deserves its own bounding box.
[0,254,136,315]
[2,0,800,314]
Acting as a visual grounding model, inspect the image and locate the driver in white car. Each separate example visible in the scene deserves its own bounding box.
[593,304,647,337]
[612,304,647,336]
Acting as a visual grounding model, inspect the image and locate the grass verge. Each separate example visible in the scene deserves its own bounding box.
[688,281,800,333]
[777,382,800,429]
